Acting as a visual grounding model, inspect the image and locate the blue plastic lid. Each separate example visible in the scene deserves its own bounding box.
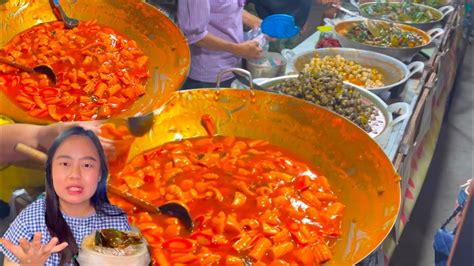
[261,14,300,39]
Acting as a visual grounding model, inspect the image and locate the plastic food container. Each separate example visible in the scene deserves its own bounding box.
[247,52,287,78]
[76,231,150,266]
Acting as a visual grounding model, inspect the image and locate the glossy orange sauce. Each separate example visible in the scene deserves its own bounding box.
[109,136,345,265]
[0,20,149,121]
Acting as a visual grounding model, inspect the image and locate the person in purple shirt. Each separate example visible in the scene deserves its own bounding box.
[177,0,264,90]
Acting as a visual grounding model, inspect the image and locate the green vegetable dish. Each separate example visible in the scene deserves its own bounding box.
[412,0,447,8]
[95,229,143,249]
[345,20,425,48]
[272,71,375,132]
[360,2,441,23]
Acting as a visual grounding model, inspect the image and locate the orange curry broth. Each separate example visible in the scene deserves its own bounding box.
[109,136,345,265]
[0,20,149,121]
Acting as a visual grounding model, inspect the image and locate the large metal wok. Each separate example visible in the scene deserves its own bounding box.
[281,47,425,95]
[253,74,411,148]
[0,0,190,124]
[115,89,401,265]
[329,18,444,62]
[353,0,454,8]
[353,0,454,31]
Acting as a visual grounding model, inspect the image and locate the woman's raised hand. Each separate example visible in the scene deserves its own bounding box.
[1,232,68,265]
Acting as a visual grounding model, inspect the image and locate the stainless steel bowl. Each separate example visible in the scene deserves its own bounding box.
[353,0,455,8]
[353,0,454,31]
[253,74,411,145]
[281,48,425,95]
[328,18,445,62]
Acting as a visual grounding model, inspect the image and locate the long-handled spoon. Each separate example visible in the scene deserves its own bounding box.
[0,57,57,85]
[50,0,79,29]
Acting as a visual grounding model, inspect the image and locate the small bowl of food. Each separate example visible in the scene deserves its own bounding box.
[77,229,150,266]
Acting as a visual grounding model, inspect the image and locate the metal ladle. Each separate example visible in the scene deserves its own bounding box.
[50,0,79,29]
[343,80,367,91]
[0,57,57,85]
[127,68,257,137]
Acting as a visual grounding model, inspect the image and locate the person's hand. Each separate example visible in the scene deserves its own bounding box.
[0,232,68,265]
[234,40,263,60]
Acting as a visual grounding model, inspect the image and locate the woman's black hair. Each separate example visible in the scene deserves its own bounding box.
[44,126,111,264]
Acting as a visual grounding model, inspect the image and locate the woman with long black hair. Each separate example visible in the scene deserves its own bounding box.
[0,126,130,265]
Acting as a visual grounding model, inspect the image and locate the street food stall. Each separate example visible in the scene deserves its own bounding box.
[0,0,470,265]
[261,1,471,263]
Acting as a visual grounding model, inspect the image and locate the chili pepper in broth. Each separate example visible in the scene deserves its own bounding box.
[201,114,216,137]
